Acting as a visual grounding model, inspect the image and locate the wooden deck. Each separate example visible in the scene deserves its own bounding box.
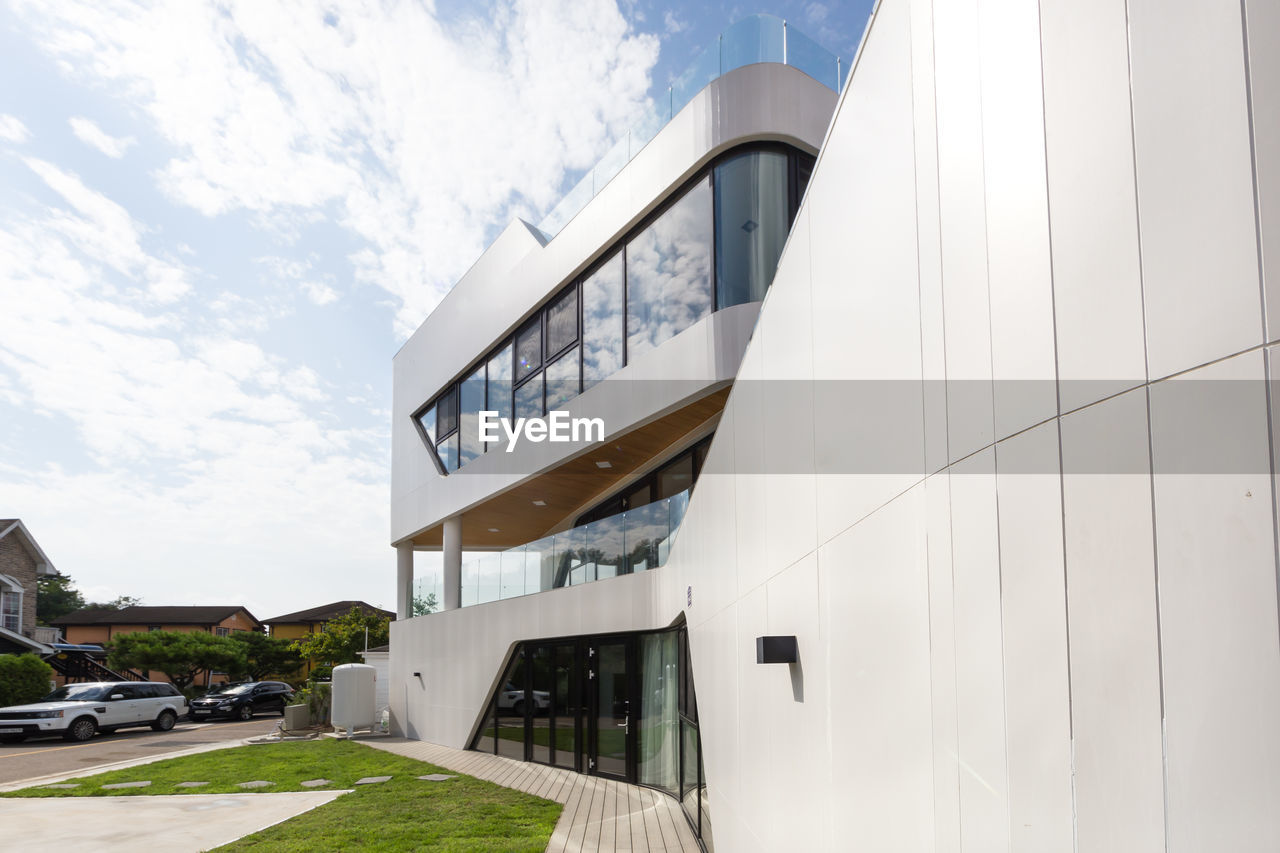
[364,737,701,853]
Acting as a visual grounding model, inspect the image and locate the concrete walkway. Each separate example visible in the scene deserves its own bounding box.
[366,737,701,853]
[0,790,345,852]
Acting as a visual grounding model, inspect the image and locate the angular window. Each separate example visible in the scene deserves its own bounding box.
[714,150,789,309]
[515,372,544,420]
[416,403,436,444]
[545,286,578,358]
[436,386,457,438]
[459,364,485,466]
[436,431,459,473]
[515,319,541,382]
[487,343,513,451]
[582,252,625,390]
[626,177,713,361]
[545,346,580,411]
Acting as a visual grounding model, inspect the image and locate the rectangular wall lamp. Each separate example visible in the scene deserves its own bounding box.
[756,635,798,664]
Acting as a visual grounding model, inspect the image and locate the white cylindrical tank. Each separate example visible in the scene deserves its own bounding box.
[331,663,376,734]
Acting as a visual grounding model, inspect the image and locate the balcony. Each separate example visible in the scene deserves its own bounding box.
[535,13,846,239]
[413,489,690,611]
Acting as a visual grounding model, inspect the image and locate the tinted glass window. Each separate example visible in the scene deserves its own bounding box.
[416,404,436,443]
[582,253,624,390]
[437,432,459,472]
[496,649,526,760]
[515,320,541,381]
[715,150,789,309]
[515,373,543,420]
[486,344,514,452]
[459,364,486,466]
[656,453,694,499]
[436,386,457,437]
[626,177,713,361]
[545,287,578,357]
[544,346,579,411]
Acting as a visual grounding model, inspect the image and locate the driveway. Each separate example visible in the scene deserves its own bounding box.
[0,717,281,788]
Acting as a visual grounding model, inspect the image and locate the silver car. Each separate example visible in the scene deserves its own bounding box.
[0,681,188,743]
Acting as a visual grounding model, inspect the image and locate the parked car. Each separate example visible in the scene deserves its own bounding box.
[0,681,187,743]
[496,682,551,716]
[187,681,293,721]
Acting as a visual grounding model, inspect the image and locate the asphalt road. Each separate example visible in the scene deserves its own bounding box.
[0,716,282,787]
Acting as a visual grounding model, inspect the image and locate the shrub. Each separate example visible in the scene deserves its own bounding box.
[293,681,331,725]
[0,654,55,706]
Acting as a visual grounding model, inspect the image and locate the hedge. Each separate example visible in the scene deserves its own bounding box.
[0,654,54,706]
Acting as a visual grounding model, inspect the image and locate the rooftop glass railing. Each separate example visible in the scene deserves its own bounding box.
[535,14,844,240]
[412,489,691,612]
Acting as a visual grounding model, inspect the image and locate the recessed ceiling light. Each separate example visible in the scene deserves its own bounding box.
[595,460,612,469]
[532,500,546,506]
[488,527,500,533]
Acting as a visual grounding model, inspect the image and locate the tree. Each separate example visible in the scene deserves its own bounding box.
[107,630,246,691]
[0,654,54,706]
[412,591,438,616]
[290,606,390,667]
[227,631,305,681]
[36,573,86,625]
[85,595,143,610]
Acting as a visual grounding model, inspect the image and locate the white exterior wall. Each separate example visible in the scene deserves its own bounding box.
[389,0,1280,849]
[649,0,1280,849]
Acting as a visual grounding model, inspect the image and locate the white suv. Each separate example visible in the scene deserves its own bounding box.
[0,681,188,743]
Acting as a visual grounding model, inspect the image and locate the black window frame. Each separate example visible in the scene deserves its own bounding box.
[413,142,814,476]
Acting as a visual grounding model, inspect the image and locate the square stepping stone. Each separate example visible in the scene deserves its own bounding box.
[42,784,79,790]
[176,782,209,788]
[238,780,274,789]
[418,774,457,782]
[300,779,331,788]
[102,781,151,790]
[354,775,392,785]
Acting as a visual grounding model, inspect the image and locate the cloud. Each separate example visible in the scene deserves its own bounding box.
[0,114,31,143]
[663,10,687,35]
[69,116,136,158]
[11,0,660,338]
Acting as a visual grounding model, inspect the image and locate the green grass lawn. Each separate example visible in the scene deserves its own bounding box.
[1,740,561,852]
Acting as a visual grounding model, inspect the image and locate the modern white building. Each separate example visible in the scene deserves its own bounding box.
[391,2,1280,850]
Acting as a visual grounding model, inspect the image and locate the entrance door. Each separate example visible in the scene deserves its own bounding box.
[589,638,633,780]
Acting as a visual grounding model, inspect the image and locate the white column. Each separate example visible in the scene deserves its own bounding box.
[395,543,414,620]
[443,516,462,611]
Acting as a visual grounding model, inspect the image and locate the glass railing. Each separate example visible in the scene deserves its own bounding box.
[535,14,844,240]
[412,490,691,611]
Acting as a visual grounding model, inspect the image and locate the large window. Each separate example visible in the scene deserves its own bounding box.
[626,176,714,362]
[415,144,813,475]
[459,364,486,466]
[582,253,625,390]
[715,150,790,309]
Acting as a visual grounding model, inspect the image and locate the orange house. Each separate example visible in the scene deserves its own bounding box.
[261,600,394,680]
[50,605,263,688]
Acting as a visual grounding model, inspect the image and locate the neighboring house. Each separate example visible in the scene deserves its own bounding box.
[0,518,58,654]
[262,600,395,679]
[50,605,263,687]
[388,5,1280,852]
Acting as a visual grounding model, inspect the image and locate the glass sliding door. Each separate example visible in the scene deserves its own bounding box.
[590,639,632,780]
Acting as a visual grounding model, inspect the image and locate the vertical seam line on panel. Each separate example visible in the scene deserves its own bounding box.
[1239,0,1280,648]
[973,0,1014,846]
[1033,0,1080,849]
[1123,0,1171,849]
[929,0,964,847]
[906,5,944,848]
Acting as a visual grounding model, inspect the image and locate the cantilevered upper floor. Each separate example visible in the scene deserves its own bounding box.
[391,20,841,556]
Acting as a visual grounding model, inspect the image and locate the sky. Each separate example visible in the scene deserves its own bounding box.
[0,0,873,620]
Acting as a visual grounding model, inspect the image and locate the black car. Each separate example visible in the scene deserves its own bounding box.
[187,681,293,721]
